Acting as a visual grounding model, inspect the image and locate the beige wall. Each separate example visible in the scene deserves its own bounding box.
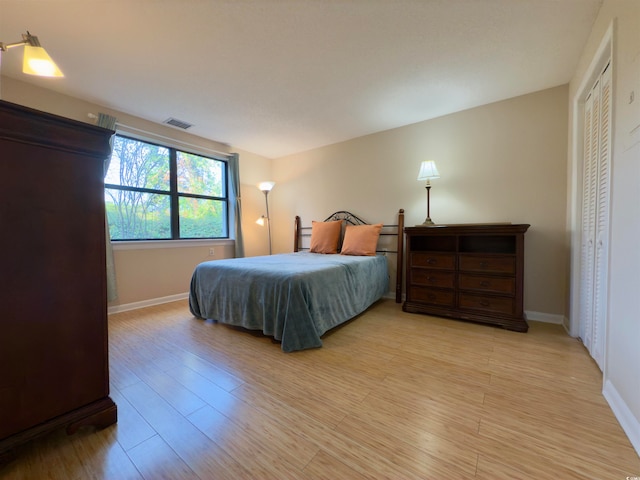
[234,148,276,258]
[567,0,640,452]
[1,77,569,318]
[272,85,569,319]
[112,243,235,305]
[1,77,272,309]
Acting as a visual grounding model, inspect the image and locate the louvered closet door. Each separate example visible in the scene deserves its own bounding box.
[579,87,596,353]
[579,63,611,370]
[591,64,612,367]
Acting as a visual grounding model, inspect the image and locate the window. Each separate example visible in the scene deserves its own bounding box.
[105,135,228,241]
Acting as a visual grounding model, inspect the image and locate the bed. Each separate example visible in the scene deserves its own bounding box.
[189,209,404,352]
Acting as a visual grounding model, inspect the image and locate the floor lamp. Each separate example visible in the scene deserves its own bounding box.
[417,161,440,225]
[257,181,275,254]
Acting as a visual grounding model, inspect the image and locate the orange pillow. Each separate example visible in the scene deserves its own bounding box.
[340,223,383,256]
[309,220,342,254]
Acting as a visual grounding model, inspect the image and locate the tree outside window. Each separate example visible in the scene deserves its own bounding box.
[105,135,228,240]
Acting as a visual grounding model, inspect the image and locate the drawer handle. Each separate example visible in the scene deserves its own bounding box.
[427,258,437,265]
[480,300,490,307]
[480,262,489,268]
[480,281,490,287]
[428,276,437,283]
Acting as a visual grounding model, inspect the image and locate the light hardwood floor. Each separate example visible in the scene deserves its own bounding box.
[2,299,639,479]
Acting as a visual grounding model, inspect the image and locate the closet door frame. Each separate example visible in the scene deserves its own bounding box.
[578,63,612,370]
[569,21,614,368]
[591,63,612,368]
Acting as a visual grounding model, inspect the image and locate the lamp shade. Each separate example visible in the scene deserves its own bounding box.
[417,161,440,181]
[23,45,64,77]
[258,181,275,192]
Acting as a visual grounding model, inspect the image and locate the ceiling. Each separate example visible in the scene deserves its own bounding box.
[1,0,602,159]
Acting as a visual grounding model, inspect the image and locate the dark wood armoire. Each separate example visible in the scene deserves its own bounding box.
[0,100,117,462]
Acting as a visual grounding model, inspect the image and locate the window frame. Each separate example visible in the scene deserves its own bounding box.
[105,133,230,242]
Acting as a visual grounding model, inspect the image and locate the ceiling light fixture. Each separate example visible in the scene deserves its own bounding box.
[0,32,64,77]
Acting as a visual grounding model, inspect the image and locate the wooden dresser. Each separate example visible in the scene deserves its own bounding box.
[0,101,117,462]
[403,224,530,332]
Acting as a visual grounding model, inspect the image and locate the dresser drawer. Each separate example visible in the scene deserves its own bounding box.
[410,252,455,270]
[409,286,455,307]
[459,254,515,274]
[458,274,515,295]
[459,293,515,316]
[410,270,455,288]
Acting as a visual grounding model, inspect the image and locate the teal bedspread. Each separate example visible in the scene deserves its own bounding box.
[189,252,388,352]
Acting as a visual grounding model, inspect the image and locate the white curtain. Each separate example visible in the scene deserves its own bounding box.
[228,153,244,257]
[97,113,118,302]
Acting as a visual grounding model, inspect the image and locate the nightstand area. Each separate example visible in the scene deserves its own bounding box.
[403,224,530,332]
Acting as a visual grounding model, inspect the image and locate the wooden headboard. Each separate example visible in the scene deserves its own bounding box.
[293,209,405,303]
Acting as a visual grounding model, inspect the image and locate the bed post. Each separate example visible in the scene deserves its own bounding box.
[294,216,301,252]
[396,209,404,303]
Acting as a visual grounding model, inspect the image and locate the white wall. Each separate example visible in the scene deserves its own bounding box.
[568,0,640,455]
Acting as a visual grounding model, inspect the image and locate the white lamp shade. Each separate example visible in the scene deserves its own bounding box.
[417,161,440,181]
[23,45,64,77]
[257,181,275,192]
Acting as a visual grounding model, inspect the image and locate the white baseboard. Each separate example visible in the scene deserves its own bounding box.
[109,295,567,329]
[384,302,565,325]
[525,310,566,325]
[108,292,189,314]
[603,379,640,457]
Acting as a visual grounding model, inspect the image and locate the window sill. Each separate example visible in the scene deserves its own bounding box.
[111,239,235,251]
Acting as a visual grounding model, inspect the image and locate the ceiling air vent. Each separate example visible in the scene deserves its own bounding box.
[163,117,193,130]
